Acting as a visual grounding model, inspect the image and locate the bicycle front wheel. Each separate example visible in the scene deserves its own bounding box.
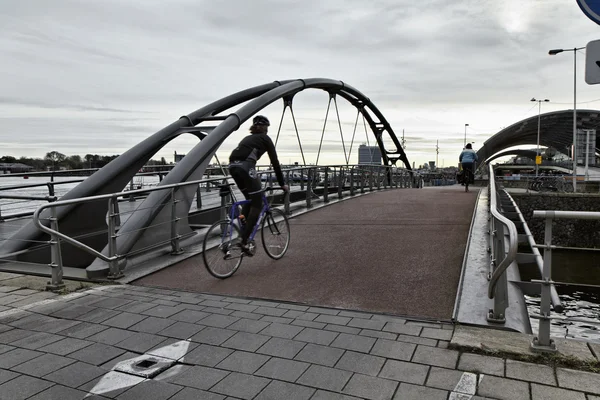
[261,208,290,259]
[203,220,243,279]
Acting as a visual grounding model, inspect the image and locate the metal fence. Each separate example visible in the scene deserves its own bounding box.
[1,164,420,289]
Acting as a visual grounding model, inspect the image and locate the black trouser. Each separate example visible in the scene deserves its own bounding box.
[462,162,474,184]
[229,161,262,244]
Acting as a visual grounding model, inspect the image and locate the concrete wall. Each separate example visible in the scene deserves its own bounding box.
[510,192,600,248]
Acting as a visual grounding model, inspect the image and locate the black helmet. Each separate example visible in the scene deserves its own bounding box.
[252,115,270,126]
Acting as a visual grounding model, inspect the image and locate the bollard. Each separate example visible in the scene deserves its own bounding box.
[46,206,66,292]
[170,188,183,255]
[107,196,123,279]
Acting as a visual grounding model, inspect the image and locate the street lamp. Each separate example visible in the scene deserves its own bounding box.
[463,123,469,147]
[549,46,585,191]
[531,98,549,177]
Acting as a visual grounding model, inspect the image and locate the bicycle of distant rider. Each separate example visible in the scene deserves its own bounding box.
[202,186,291,279]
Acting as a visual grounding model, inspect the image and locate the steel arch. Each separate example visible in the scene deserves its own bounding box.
[0,79,411,277]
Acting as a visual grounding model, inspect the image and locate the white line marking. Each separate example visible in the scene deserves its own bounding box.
[448,371,478,400]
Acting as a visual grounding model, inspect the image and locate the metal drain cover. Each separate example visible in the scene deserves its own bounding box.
[114,355,175,378]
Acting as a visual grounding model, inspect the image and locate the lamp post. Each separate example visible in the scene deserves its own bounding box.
[531,98,549,177]
[549,47,585,191]
[463,123,469,147]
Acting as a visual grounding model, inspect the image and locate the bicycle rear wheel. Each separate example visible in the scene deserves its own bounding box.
[261,208,290,259]
[203,219,243,279]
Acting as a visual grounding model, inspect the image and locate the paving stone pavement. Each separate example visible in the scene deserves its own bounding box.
[0,284,598,399]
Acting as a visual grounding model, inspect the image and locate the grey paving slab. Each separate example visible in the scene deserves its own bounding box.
[216,350,270,374]
[79,370,145,398]
[557,367,600,395]
[0,294,26,305]
[9,314,57,330]
[37,337,94,355]
[379,359,429,385]
[311,390,362,400]
[458,353,505,376]
[294,327,338,346]
[114,331,167,353]
[77,308,122,323]
[255,380,315,400]
[199,314,240,328]
[221,332,270,352]
[343,373,398,400]
[0,324,12,334]
[306,307,340,316]
[0,347,43,368]
[225,303,259,313]
[102,312,147,329]
[168,387,225,400]
[87,297,133,310]
[0,328,36,344]
[87,327,137,345]
[383,322,422,336]
[0,343,14,354]
[262,315,295,324]
[232,311,264,321]
[116,379,183,400]
[141,305,187,318]
[169,365,229,390]
[228,318,271,334]
[57,321,110,339]
[347,318,385,330]
[531,383,586,400]
[51,304,97,319]
[324,324,361,335]
[12,353,76,377]
[199,300,227,308]
[477,375,530,400]
[255,358,311,382]
[159,321,204,339]
[44,360,106,388]
[99,351,140,370]
[28,384,88,400]
[202,306,235,316]
[0,374,54,400]
[411,345,459,369]
[370,338,416,361]
[0,286,20,292]
[210,372,271,400]
[292,319,327,329]
[184,344,234,367]
[259,322,303,339]
[36,318,81,334]
[393,382,448,400]
[425,367,473,392]
[115,300,157,314]
[506,359,556,385]
[294,343,345,367]
[170,309,211,323]
[335,350,386,376]
[420,327,453,341]
[10,331,64,350]
[257,337,306,359]
[128,316,175,334]
[297,364,352,392]
[190,327,236,345]
[68,342,126,366]
[314,314,351,326]
[0,368,20,385]
[359,329,398,340]
[331,332,376,353]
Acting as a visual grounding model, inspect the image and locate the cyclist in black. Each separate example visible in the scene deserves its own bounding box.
[229,115,289,254]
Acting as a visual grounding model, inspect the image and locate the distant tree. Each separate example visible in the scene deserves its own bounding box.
[84,154,95,169]
[66,155,83,170]
[0,156,17,163]
[45,151,67,170]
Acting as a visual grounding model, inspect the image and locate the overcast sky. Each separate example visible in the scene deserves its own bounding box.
[2,0,600,168]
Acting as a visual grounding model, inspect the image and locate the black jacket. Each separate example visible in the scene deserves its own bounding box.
[229,133,285,186]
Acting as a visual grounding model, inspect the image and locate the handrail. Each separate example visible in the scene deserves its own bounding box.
[533,210,600,220]
[487,165,519,298]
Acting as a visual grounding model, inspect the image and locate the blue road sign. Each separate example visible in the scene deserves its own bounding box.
[577,0,600,25]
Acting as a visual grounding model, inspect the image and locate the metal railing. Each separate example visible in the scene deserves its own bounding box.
[22,164,419,289]
[487,164,519,323]
[530,210,600,352]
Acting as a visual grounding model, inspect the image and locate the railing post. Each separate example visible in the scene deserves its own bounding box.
[196,184,202,209]
[338,167,343,199]
[107,196,123,279]
[46,206,65,292]
[46,182,55,197]
[350,167,355,196]
[220,189,228,221]
[323,169,329,203]
[376,168,381,190]
[170,188,183,255]
[284,186,291,215]
[531,215,558,352]
[487,219,508,323]
[369,167,374,190]
[306,169,313,208]
[129,180,135,202]
[300,169,305,191]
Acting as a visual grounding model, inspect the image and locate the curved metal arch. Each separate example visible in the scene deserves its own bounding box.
[1,79,410,276]
[486,149,539,164]
[478,109,600,163]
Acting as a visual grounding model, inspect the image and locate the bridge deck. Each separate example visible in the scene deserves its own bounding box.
[134,185,478,321]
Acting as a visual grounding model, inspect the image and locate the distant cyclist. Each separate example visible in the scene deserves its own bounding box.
[228,115,289,254]
[459,143,478,192]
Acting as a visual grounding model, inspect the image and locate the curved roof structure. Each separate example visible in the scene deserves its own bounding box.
[478,109,600,163]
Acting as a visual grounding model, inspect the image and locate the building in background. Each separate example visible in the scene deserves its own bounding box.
[358,144,382,165]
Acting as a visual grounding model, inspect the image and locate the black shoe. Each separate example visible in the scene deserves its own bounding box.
[240,242,255,257]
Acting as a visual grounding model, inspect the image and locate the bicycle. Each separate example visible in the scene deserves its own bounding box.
[202,185,291,279]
